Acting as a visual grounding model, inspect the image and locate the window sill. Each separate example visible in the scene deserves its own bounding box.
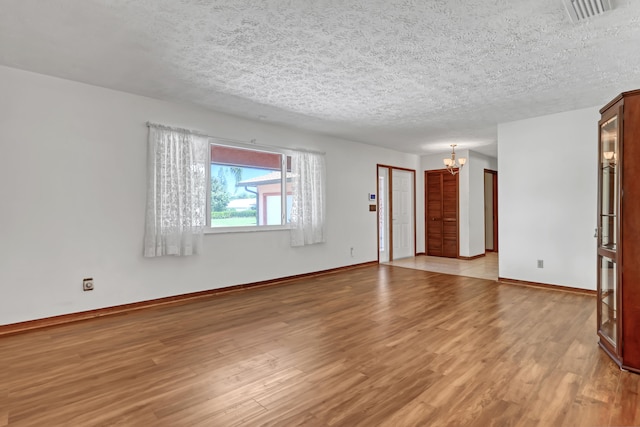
[205,225,291,234]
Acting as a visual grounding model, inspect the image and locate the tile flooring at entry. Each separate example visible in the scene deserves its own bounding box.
[386,251,498,280]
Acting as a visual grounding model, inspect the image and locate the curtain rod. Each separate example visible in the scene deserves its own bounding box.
[146,121,326,155]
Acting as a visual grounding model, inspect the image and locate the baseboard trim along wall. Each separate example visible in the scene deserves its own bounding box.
[498,277,596,296]
[0,261,378,337]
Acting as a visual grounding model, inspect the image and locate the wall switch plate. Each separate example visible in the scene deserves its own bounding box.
[537,260,544,268]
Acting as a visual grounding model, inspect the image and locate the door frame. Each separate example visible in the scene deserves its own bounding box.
[484,169,498,253]
[377,164,417,262]
[425,168,460,258]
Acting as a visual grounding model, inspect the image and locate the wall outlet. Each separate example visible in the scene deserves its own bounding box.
[350,247,354,257]
[537,260,544,268]
[83,277,94,291]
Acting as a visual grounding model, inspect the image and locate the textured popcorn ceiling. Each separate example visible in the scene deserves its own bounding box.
[2,1,640,157]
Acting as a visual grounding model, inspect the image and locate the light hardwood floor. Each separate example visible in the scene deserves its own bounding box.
[386,252,499,281]
[1,264,637,426]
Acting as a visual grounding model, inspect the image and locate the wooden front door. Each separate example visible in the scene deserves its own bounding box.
[426,170,459,258]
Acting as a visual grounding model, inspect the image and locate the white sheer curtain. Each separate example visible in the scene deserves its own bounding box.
[290,151,326,246]
[144,124,209,257]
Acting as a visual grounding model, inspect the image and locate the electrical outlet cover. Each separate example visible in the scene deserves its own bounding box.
[83,278,94,291]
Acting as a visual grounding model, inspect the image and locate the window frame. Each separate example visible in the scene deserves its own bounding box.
[205,140,292,234]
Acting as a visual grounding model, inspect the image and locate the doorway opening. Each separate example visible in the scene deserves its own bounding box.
[377,165,416,262]
[484,170,498,252]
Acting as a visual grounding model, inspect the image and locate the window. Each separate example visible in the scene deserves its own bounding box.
[209,143,292,229]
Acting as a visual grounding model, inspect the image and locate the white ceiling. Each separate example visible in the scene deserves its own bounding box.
[2,0,640,158]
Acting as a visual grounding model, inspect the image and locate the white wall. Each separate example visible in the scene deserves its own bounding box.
[0,65,421,325]
[457,150,471,257]
[498,106,599,290]
[421,150,497,257]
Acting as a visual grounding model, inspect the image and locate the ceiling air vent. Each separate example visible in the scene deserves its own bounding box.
[563,0,612,22]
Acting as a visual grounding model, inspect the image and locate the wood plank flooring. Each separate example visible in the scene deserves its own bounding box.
[1,265,637,426]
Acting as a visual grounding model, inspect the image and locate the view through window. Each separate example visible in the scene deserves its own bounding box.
[210,144,292,228]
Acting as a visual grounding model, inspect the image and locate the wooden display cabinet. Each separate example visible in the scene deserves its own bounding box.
[597,89,640,372]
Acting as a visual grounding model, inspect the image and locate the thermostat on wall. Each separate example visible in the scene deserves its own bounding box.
[368,193,376,201]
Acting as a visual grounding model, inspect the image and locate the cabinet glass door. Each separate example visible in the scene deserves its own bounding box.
[599,116,618,250]
[597,111,619,353]
[599,255,617,346]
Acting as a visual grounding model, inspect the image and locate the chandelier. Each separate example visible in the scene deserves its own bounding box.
[443,144,466,175]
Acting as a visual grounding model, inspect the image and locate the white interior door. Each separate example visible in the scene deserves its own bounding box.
[378,167,390,263]
[392,169,414,259]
